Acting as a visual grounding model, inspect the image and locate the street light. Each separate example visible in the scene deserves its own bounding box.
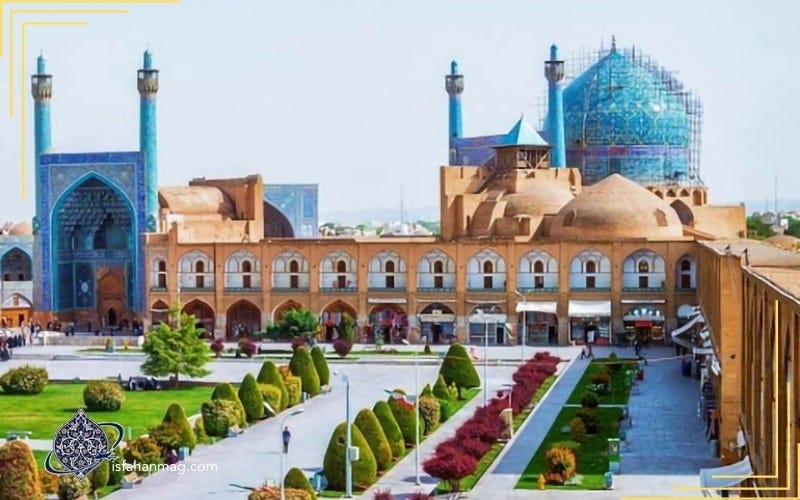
[341,373,353,498]
[401,338,421,485]
[280,408,305,500]
[515,289,531,363]
[477,310,489,406]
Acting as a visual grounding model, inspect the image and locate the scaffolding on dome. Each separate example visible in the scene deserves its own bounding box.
[560,42,704,186]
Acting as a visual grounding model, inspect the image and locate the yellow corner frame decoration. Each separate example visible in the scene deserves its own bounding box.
[0,0,179,199]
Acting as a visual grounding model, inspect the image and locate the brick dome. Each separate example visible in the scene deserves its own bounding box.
[8,222,32,235]
[503,184,574,218]
[549,174,683,239]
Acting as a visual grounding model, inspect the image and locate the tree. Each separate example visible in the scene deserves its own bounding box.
[141,305,211,388]
[423,450,478,492]
[322,422,377,490]
[438,343,480,398]
[162,403,196,450]
[280,309,320,337]
[257,361,288,411]
[238,373,265,422]
[354,408,393,471]
[289,346,321,397]
[746,214,774,240]
[339,313,355,343]
[310,346,330,386]
[0,440,41,500]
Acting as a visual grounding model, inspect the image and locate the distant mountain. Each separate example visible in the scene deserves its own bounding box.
[321,205,439,226]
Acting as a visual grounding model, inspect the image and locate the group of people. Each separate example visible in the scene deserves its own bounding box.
[1,332,28,361]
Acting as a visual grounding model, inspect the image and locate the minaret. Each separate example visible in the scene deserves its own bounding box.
[445,60,464,163]
[31,53,53,220]
[544,44,566,168]
[137,49,159,231]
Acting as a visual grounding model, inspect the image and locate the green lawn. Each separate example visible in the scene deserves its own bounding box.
[516,406,622,490]
[437,376,558,493]
[0,382,213,441]
[565,357,639,405]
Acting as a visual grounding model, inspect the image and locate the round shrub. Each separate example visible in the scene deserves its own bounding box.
[89,460,110,491]
[418,396,441,434]
[354,408,393,471]
[123,436,162,471]
[57,474,91,500]
[438,344,480,398]
[373,401,405,458]
[0,440,41,500]
[580,392,599,409]
[162,402,197,450]
[310,345,330,386]
[238,373,265,422]
[568,417,587,443]
[211,383,246,426]
[257,361,288,411]
[210,338,225,357]
[323,422,377,490]
[82,380,125,412]
[333,338,352,358]
[39,470,59,494]
[284,467,315,497]
[545,445,577,484]
[289,346,321,397]
[201,399,242,438]
[575,407,598,433]
[0,365,48,395]
[149,422,184,452]
[240,341,258,358]
[387,389,423,446]
[258,384,283,415]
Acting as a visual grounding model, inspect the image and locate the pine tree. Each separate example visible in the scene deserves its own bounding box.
[141,304,211,388]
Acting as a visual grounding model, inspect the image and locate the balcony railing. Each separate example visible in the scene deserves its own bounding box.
[517,287,558,293]
[570,287,611,292]
[223,287,261,293]
[417,287,456,293]
[149,287,168,293]
[466,287,507,292]
[271,287,310,292]
[320,287,357,293]
[179,287,213,293]
[368,287,407,292]
[675,287,697,292]
[622,286,665,292]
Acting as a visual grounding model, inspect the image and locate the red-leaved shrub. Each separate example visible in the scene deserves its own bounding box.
[423,451,478,492]
[210,339,225,357]
[240,341,258,358]
[373,489,394,500]
[332,339,352,358]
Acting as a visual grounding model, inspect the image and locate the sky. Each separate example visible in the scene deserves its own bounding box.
[0,0,798,224]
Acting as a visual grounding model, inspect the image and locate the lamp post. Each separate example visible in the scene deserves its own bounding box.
[280,408,305,500]
[515,290,530,363]
[477,310,489,406]
[500,383,514,438]
[402,339,421,485]
[342,373,353,498]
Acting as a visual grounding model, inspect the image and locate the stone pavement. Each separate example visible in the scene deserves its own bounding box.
[469,346,722,499]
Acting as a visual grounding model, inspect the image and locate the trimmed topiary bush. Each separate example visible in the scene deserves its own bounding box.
[569,417,587,443]
[0,365,48,394]
[201,399,242,438]
[373,401,405,458]
[311,345,330,386]
[238,373,265,422]
[0,440,41,500]
[439,344,480,398]
[387,389,423,446]
[123,436,162,472]
[148,422,184,452]
[57,474,91,500]
[284,467,316,497]
[545,445,577,484]
[418,396,441,434]
[355,408,393,471]
[88,460,110,491]
[211,383,247,426]
[323,422,377,490]
[289,346,321,397]
[162,402,197,450]
[433,375,455,401]
[279,366,303,407]
[248,486,312,500]
[580,392,599,409]
[83,380,126,412]
[333,339,352,358]
[258,384,283,416]
[39,470,59,495]
[439,400,457,423]
[194,416,209,444]
[420,383,433,398]
[575,407,598,433]
[257,361,289,411]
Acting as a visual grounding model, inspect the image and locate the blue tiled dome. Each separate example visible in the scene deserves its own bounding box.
[563,50,691,185]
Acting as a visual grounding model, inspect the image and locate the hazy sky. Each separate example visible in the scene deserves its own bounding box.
[1,0,797,224]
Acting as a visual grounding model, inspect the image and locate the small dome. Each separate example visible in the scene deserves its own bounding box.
[8,222,32,235]
[549,174,683,239]
[158,186,236,218]
[764,234,800,251]
[503,185,573,217]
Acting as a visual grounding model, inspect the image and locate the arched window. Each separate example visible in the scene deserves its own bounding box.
[289,260,299,273]
[158,261,166,272]
[585,261,597,273]
[638,260,650,273]
[224,250,261,290]
[483,261,494,273]
[157,260,167,288]
[337,260,347,273]
[178,250,214,290]
[533,260,544,274]
[418,250,456,291]
[676,255,695,289]
[570,249,611,290]
[467,249,506,290]
[385,261,395,273]
[433,260,444,274]
[368,250,407,290]
[242,260,252,273]
[195,261,205,273]
[623,249,666,290]
[272,251,308,290]
[320,251,357,290]
[518,250,558,290]
[681,259,691,272]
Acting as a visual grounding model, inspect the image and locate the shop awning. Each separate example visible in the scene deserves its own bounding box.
[699,456,752,489]
[621,299,666,304]
[673,314,704,337]
[568,300,611,317]
[368,298,407,304]
[515,301,557,314]
[623,315,665,322]
[468,314,507,323]
[418,313,455,322]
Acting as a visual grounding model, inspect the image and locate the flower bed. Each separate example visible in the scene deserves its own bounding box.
[426,352,561,493]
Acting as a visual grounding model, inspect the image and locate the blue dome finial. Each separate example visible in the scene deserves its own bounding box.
[37,52,46,74]
[550,44,558,60]
[450,60,458,75]
[143,48,153,69]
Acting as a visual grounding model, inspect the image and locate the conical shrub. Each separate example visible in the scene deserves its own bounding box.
[438,343,480,398]
[162,403,197,449]
[373,400,404,458]
[354,408,393,471]
[310,345,330,386]
[257,360,289,411]
[211,383,246,426]
[238,373,265,422]
[284,467,315,497]
[387,389,423,446]
[289,346,321,397]
[322,422,376,491]
[0,440,41,500]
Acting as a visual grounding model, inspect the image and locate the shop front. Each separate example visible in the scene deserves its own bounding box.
[568,300,611,345]
[368,299,408,344]
[418,302,456,344]
[468,303,507,345]
[515,301,558,346]
[622,303,665,346]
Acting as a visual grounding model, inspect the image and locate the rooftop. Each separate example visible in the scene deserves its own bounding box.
[749,267,800,302]
[700,239,800,267]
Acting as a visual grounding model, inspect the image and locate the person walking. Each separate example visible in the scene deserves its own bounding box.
[282,426,291,454]
[586,328,595,359]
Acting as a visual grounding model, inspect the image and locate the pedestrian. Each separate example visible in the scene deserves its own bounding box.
[282,426,291,454]
[586,328,595,359]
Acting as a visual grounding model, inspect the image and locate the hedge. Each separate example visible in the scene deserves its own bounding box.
[439,344,480,398]
[258,384,283,416]
[310,346,330,386]
[238,373,265,422]
[0,365,48,395]
[201,399,242,438]
[354,408,393,471]
[83,380,125,412]
[162,403,197,450]
[373,401,405,457]
[0,440,41,500]
[257,361,289,411]
[387,389,423,446]
[211,383,247,426]
[289,346,321,397]
[284,467,316,497]
[322,422,377,490]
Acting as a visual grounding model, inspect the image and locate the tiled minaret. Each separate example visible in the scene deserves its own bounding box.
[137,49,159,231]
